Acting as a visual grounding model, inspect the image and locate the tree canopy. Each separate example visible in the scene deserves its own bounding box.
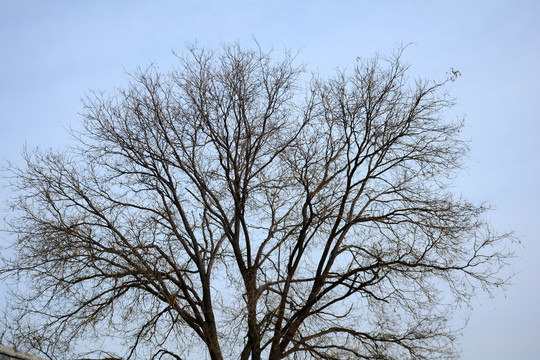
[1,44,510,360]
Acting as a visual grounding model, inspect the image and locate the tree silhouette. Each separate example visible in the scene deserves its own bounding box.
[1,44,510,360]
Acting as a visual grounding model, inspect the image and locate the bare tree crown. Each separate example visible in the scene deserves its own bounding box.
[1,44,510,360]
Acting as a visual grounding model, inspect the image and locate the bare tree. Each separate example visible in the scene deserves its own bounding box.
[1,43,510,360]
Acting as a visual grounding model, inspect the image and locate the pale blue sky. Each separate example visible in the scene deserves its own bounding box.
[1,1,539,359]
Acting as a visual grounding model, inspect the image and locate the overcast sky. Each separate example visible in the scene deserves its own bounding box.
[0,1,539,359]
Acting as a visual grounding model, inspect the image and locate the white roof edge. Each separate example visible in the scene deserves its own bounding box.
[0,345,47,360]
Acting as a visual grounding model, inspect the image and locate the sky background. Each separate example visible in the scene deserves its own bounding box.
[0,1,539,359]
